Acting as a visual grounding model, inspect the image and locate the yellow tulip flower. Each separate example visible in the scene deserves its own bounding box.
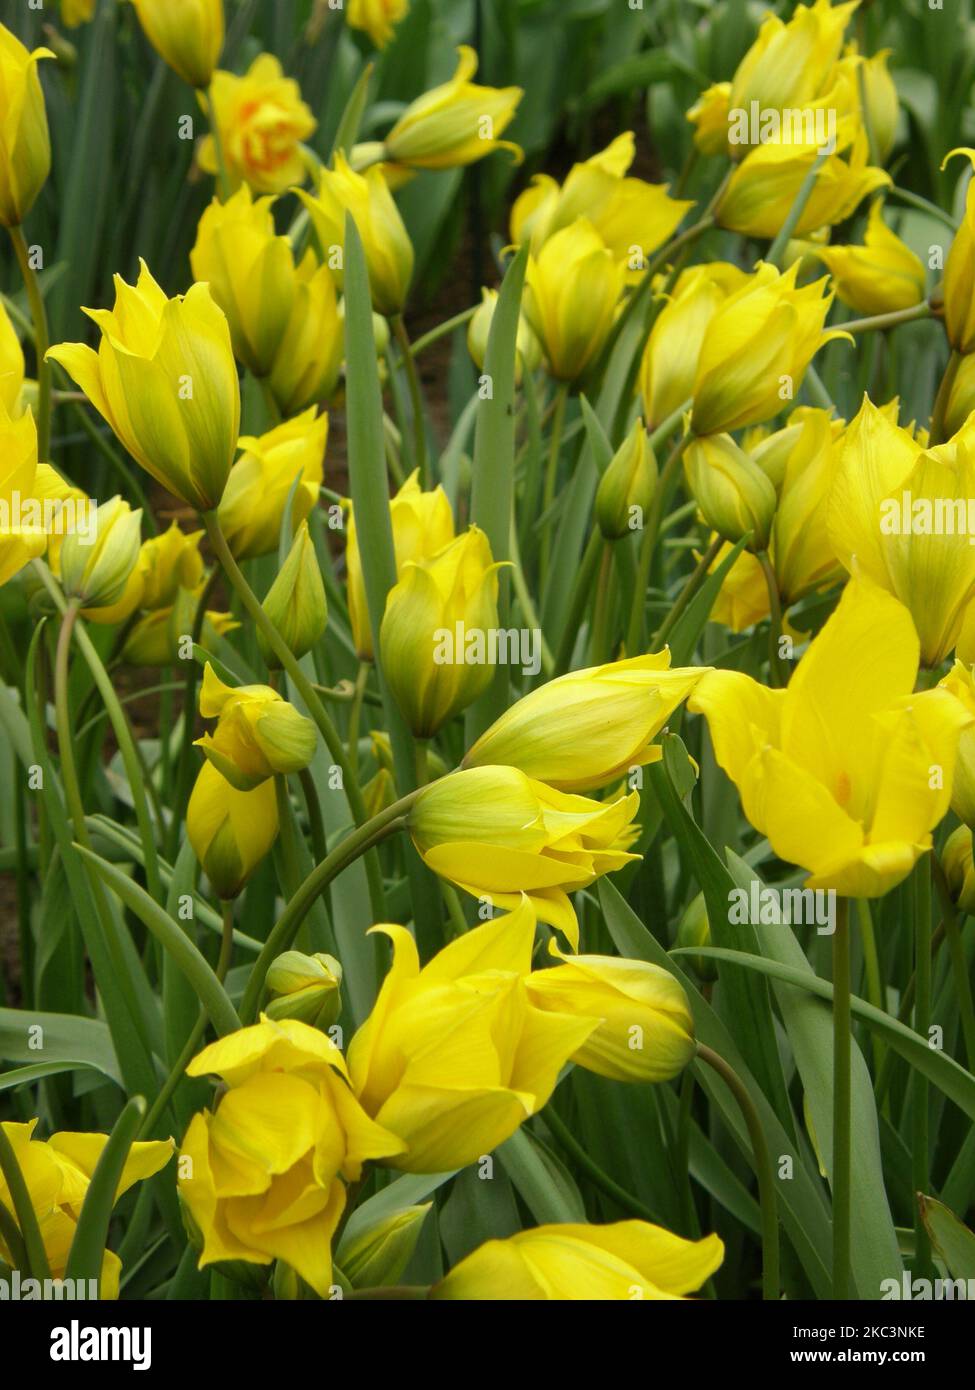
[380,526,503,738]
[0,26,53,229]
[347,902,597,1172]
[595,418,657,540]
[524,218,625,382]
[131,0,223,88]
[939,661,975,827]
[853,46,899,161]
[194,662,317,791]
[468,286,541,385]
[943,824,975,915]
[408,766,641,944]
[346,470,455,660]
[463,652,704,791]
[945,350,975,439]
[767,407,847,607]
[690,261,845,436]
[431,1219,724,1300]
[686,82,731,156]
[942,149,975,353]
[138,522,205,610]
[59,496,143,611]
[346,0,408,49]
[811,202,924,315]
[0,1119,172,1299]
[258,521,327,668]
[180,1016,405,1296]
[689,579,972,897]
[267,250,343,416]
[217,407,327,560]
[526,945,695,1083]
[384,46,522,170]
[684,433,777,551]
[0,300,25,416]
[61,0,97,25]
[48,261,240,512]
[296,153,414,316]
[0,403,47,587]
[187,760,279,898]
[199,54,316,194]
[122,592,237,667]
[828,396,975,667]
[707,543,771,633]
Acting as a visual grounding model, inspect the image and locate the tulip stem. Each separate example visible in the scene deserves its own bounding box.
[201,509,387,922]
[168,567,220,861]
[695,1043,779,1300]
[9,225,52,463]
[931,854,975,1072]
[239,793,421,1022]
[929,348,961,446]
[203,85,232,201]
[758,551,789,688]
[554,529,603,673]
[767,149,830,270]
[409,306,478,358]
[840,302,933,335]
[540,382,570,583]
[652,534,723,649]
[346,661,369,775]
[912,867,933,1279]
[625,432,690,658]
[391,314,428,486]
[831,896,852,1299]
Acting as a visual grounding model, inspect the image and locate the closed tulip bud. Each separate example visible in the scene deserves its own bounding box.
[686,82,731,156]
[48,262,240,512]
[346,0,408,49]
[939,662,975,827]
[431,1220,724,1301]
[200,54,315,194]
[190,188,295,377]
[195,663,317,790]
[60,497,142,609]
[858,48,899,162]
[685,434,777,551]
[524,219,624,382]
[690,262,846,436]
[675,892,717,982]
[131,0,223,89]
[409,766,641,945]
[0,29,53,229]
[217,408,327,561]
[258,521,327,667]
[464,652,705,791]
[268,253,343,415]
[380,527,502,738]
[338,1205,431,1289]
[943,824,975,916]
[297,154,414,317]
[467,287,541,385]
[187,760,279,898]
[812,203,925,316]
[942,149,975,353]
[595,419,657,540]
[0,301,25,417]
[138,523,205,611]
[266,950,342,1030]
[526,946,695,1083]
[383,46,522,171]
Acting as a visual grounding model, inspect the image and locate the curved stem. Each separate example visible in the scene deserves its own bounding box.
[540,382,569,582]
[409,306,477,358]
[758,550,789,689]
[831,896,852,1299]
[696,1043,779,1301]
[929,348,962,446]
[299,765,328,867]
[652,534,722,649]
[391,314,428,486]
[8,225,51,463]
[841,303,933,335]
[203,85,232,200]
[554,528,602,674]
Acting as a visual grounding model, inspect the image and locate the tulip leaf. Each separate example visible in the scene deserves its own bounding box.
[666,534,750,667]
[0,1061,102,1094]
[498,1125,588,1224]
[579,394,614,476]
[328,63,374,163]
[917,1195,975,1280]
[65,1096,148,1287]
[0,1009,121,1085]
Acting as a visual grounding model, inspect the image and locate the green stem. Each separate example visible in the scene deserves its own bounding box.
[540,382,570,582]
[913,868,932,1278]
[652,534,722,649]
[767,149,830,268]
[391,314,428,486]
[543,1103,664,1225]
[508,513,554,678]
[932,855,975,1072]
[887,184,959,230]
[758,550,789,688]
[9,225,51,463]
[299,765,328,866]
[554,529,603,674]
[167,567,219,858]
[346,660,368,776]
[832,897,852,1299]
[625,433,690,658]
[203,84,232,200]
[696,1043,779,1300]
[857,898,887,1082]
[409,306,477,358]
[841,302,932,335]
[929,348,962,446]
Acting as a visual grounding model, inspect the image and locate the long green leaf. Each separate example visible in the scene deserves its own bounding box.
[65,1096,147,1287]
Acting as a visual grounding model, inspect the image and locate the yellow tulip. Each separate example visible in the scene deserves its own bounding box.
[431,1219,724,1300]
[828,396,975,667]
[945,350,975,439]
[194,662,317,791]
[48,261,240,512]
[0,27,53,229]
[638,262,749,428]
[689,579,972,897]
[346,470,454,659]
[463,652,704,792]
[296,152,414,316]
[524,218,624,382]
[187,760,279,898]
[943,823,975,915]
[0,300,25,416]
[190,187,296,376]
[856,47,899,161]
[767,406,846,607]
[938,661,975,827]
[258,520,327,667]
[346,0,408,49]
[380,526,502,738]
[811,202,924,315]
[408,766,641,945]
[267,250,343,416]
[180,1016,404,1296]
[0,1119,172,1299]
[690,261,845,436]
[122,591,237,667]
[684,434,777,551]
[265,950,343,1029]
[61,0,97,25]
[138,522,205,610]
[707,543,771,634]
[686,82,731,156]
[348,902,597,1172]
[595,419,657,541]
[217,407,327,560]
[384,46,522,170]
[0,402,47,586]
[942,149,975,352]
[59,496,143,611]
[526,945,695,1082]
[131,0,222,88]
[199,54,316,195]
[716,130,890,240]
[467,286,541,385]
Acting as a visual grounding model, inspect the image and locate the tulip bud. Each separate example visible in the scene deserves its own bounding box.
[524,220,624,382]
[258,522,327,668]
[943,150,975,354]
[383,47,522,171]
[859,49,899,162]
[0,30,53,229]
[939,661,975,827]
[684,434,777,551]
[811,203,925,318]
[60,497,143,609]
[675,892,717,983]
[131,0,224,89]
[380,527,502,738]
[267,253,343,416]
[945,351,975,439]
[195,663,318,790]
[943,824,975,916]
[467,287,541,385]
[595,419,657,540]
[187,760,279,899]
[337,1205,431,1289]
[0,301,25,418]
[266,950,343,1030]
[218,409,328,561]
